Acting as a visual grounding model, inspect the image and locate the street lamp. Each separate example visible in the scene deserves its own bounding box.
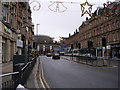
[36,24,39,35]
[36,24,40,55]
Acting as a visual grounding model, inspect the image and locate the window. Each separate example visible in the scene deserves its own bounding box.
[2,6,8,21]
[116,31,120,41]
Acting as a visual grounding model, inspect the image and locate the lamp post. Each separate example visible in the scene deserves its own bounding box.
[36,24,39,35]
[36,24,39,56]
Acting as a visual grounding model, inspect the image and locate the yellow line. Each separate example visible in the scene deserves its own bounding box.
[39,74,46,89]
[41,61,51,89]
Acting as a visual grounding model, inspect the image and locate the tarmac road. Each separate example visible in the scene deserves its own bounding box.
[40,56,118,88]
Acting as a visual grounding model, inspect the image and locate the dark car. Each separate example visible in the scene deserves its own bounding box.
[52,53,60,59]
[47,53,52,57]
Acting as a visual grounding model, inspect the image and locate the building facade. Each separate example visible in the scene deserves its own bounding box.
[34,35,60,55]
[0,2,34,63]
[65,1,120,58]
[0,1,2,64]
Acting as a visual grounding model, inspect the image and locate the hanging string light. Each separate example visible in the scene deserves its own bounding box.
[48,1,67,13]
[48,0,93,16]
[29,0,106,17]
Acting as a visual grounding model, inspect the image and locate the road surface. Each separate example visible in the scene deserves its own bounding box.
[40,56,118,88]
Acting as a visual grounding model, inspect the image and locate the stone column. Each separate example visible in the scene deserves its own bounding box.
[0,0,2,85]
[13,42,16,55]
[0,37,2,63]
[5,39,10,62]
[0,0,2,64]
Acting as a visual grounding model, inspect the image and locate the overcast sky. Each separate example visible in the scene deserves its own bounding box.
[29,0,115,41]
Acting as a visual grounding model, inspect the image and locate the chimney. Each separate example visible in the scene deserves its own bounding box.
[76,29,78,33]
[69,33,71,37]
[74,32,75,34]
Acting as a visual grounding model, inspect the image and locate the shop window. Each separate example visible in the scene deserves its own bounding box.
[107,34,109,43]
[117,31,120,41]
[113,33,116,41]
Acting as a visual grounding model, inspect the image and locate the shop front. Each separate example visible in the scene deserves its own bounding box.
[16,39,23,55]
[111,43,120,58]
[96,47,103,57]
[2,24,17,62]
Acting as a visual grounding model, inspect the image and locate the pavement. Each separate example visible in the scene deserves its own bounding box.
[61,56,119,67]
[25,57,42,89]
[0,57,42,89]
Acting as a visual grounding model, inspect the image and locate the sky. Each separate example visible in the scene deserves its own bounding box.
[29,0,115,41]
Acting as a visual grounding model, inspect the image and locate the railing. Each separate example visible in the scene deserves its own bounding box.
[64,55,119,67]
[0,57,36,89]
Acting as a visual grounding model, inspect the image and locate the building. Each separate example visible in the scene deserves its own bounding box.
[0,2,34,63]
[65,30,79,50]
[59,37,67,55]
[0,1,2,64]
[65,1,120,58]
[34,35,60,55]
[1,2,17,63]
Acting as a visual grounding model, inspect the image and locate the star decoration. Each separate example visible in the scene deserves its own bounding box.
[80,0,93,17]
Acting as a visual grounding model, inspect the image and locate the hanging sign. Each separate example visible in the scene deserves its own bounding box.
[4,26,11,34]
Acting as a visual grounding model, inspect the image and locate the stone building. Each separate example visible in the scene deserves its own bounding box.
[65,30,79,49]
[0,2,34,63]
[0,1,2,63]
[65,1,120,58]
[34,35,60,55]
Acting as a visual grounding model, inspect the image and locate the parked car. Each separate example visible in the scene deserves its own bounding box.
[47,53,52,57]
[52,53,60,59]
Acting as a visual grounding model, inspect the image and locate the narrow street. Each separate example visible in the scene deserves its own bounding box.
[40,56,118,88]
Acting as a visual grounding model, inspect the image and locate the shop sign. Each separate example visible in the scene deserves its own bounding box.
[50,46,52,50]
[97,47,102,49]
[37,45,40,51]
[111,44,120,48]
[17,40,23,48]
[4,26,11,34]
[107,45,111,49]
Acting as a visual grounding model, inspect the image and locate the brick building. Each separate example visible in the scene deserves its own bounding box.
[0,1,34,63]
[65,1,120,58]
[65,30,79,49]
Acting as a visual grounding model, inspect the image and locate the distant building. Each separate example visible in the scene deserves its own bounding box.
[34,35,60,55]
[60,37,68,55]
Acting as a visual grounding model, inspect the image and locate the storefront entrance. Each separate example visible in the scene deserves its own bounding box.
[111,43,120,58]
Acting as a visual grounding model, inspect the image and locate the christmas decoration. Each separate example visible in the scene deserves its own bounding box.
[48,1,67,13]
[80,0,93,17]
[29,0,41,11]
[103,1,118,17]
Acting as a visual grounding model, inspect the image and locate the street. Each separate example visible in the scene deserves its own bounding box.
[40,56,118,88]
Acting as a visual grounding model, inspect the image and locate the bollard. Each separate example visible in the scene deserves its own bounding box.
[103,57,107,66]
